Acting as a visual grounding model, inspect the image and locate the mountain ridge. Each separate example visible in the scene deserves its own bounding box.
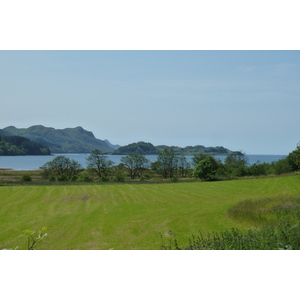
[0,125,241,155]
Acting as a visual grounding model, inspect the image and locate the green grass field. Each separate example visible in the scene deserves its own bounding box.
[1,176,300,249]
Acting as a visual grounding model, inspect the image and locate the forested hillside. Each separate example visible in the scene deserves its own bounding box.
[0,125,117,153]
[0,134,50,156]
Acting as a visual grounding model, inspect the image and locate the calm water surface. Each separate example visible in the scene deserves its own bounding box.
[0,153,287,171]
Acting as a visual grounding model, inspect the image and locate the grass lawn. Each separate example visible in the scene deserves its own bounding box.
[1,176,300,249]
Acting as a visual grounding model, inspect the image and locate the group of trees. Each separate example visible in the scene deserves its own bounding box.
[120,153,149,179]
[40,143,300,183]
[40,150,114,182]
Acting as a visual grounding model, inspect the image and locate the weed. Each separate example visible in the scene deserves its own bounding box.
[3,227,47,250]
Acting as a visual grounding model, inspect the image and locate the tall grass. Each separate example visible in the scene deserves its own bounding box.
[228,195,300,226]
[162,195,300,250]
[162,222,300,250]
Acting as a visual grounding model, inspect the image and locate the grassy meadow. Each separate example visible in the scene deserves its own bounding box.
[1,175,300,250]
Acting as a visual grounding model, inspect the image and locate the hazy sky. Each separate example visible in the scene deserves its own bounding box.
[1,50,300,154]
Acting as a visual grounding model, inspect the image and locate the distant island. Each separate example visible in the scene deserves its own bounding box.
[0,125,241,156]
[113,141,235,155]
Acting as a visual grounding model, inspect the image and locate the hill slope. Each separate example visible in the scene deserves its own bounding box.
[0,126,117,153]
[0,134,50,156]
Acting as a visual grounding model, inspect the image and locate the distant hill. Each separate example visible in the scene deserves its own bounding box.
[113,141,234,155]
[156,145,231,155]
[113,142,159,155]
[0,134,50,156]
[0,126,118,153]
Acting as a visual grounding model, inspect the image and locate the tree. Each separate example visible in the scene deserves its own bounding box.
[287,143,300,171]
[271,158,292,175]
[40,155,82,180]
[224,152,247,176]
[192,153,210,167]
[121,153,149,179]
[86,149,114,179]
[193,156,218,181]
[178,154,190,178]
[156,149,178,178]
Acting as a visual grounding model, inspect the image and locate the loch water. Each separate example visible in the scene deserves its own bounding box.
[0,153,287,171]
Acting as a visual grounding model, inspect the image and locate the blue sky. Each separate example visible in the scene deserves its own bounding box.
[1,50,300,154]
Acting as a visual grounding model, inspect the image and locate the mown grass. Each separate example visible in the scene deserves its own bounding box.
[1,176,300,249]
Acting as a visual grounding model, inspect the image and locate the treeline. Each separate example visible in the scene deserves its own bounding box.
[0,134,50,156]
[40,144,300,183]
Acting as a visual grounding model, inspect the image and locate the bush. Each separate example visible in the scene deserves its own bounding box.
[99,175,110,182]
[48,174,56,182]
[114,171,125,182]
[140,173,151,181]
[170,176,179,183]
[272,158,293,175]
[21,174,32,182]
[70,175,79,181]
[57,174,68,182]
[77,174,93,182]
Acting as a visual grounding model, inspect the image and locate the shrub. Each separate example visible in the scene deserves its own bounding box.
[99,175,110,182]
[77,173,93,182]
[272,158,293,175]
[21,174,32,182]
[70,175,78,181]
[57,173,68,182]
[48,174,56,182]
[114,171,125,182]
[170,176,179,183]
[140,173,151,181]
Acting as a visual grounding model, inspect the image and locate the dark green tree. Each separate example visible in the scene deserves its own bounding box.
[192,153,210,166]
[287,143,300,171]
[156,149,178,178]
[40,155,82,180]
[86,149,114,179]
[224,152,247,176]
[121,153,149,179]
[271,158,292,175]
[193,156,218,181]
[178,154,190,178]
